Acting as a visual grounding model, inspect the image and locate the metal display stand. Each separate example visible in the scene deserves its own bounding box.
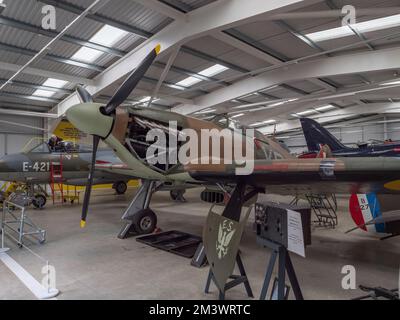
[305,194,338,228]
[0,218,10,253]
[258,237,303,300]
[1,200,46,247]
[205,252,253,300]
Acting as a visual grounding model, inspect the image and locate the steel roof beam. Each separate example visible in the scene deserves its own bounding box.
[0,108,58,118]
[0,78,73,95]
[0,91,60,103]
[172,46,400,114]
[55,0,322,116]
[213,30,337,93]
[0,101,51,111]
[0,42,105,72]
[180,46,249,73]
[132,0,187,21]
[38,0,153,39]
[263,102,400,134]
[0,16,125,57]
[0,61,93,85]
[154,61,230,86]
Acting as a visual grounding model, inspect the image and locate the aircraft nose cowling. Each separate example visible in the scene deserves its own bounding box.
[66,103,114,138]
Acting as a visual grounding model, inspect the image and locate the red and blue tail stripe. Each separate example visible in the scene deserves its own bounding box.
[349,193,385,233]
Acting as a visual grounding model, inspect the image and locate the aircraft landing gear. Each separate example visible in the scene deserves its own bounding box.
[32,194,47,209]
[170,189,186,202]
[118,180,162,239]
[131,208,157,234]
[113,181,128,195]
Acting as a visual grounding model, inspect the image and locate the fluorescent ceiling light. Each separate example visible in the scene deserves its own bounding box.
[137,96,160,104]
[250,119,276,127]
[230,113,245,119]
[71,25,128,63]
[176,64,229,88]
[306,14,400,42]
[296,109,316,116]
[32,78,68,97]
[315,104,336,112]
[195,108,217,115]
[268,98,298,107]
[381,80,400,86]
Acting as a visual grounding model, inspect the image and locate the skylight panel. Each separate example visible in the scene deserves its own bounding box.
[32,78,68,97]
[296,109,317,116]
[43,78,68,88]
[71,47,103,63]
[250,119,276,127]
[315,104,336,112]
[230,113,245,119]
[175,64,229,88]
[199,64,228,77]
[33,89,57,97]
[138,96,160,103]
[381,80,400,86]
[176,76,202,87]
[90,25,128,47]
[71,25,128,63]
[194,108,217,115]
[306,14,400,42]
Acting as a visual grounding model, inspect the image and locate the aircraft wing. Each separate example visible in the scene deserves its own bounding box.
[346,210,400,234]
[95,162,139,178]
[186,157,400,196]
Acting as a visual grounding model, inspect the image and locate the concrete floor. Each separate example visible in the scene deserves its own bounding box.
[0,188,399,300]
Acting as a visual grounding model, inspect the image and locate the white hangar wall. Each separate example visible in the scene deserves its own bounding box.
[0,115,44,157]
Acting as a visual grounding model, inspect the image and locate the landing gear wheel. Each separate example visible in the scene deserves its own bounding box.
[32,194,46,209]
[114,181,128,195]
[132,209,157,235]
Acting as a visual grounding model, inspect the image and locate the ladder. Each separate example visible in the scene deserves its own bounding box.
[50,156,64,204]
[305,194,338,228]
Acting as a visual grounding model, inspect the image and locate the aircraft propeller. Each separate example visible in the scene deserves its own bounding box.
[75,44,161,227]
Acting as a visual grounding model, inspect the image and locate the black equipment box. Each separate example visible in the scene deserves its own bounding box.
[255,202,312,247]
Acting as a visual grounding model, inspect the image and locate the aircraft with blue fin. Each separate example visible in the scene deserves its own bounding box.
[300,118,400,158]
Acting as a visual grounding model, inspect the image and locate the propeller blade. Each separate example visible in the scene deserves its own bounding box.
[76,85,93,103]
[81,135,100,228]
[104,44,161,114]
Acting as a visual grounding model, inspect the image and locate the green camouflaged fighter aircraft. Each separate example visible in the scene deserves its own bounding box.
[66,44,400,293]
[0,140,132,207]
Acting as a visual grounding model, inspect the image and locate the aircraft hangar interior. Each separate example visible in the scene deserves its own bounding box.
[0,0,399,308]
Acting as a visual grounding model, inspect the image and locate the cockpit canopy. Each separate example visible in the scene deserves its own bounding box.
[26,141,93,154]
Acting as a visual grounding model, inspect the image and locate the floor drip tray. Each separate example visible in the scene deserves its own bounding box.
[136,230,202,258]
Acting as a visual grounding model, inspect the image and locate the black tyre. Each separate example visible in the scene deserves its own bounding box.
[32,194,47,209]
[114,181,128,195]
[132,209,157,235]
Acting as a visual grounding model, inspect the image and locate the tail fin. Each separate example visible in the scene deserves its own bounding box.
[300,118,348,152]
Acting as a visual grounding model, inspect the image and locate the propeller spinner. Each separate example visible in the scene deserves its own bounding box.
[70,44,161,228]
